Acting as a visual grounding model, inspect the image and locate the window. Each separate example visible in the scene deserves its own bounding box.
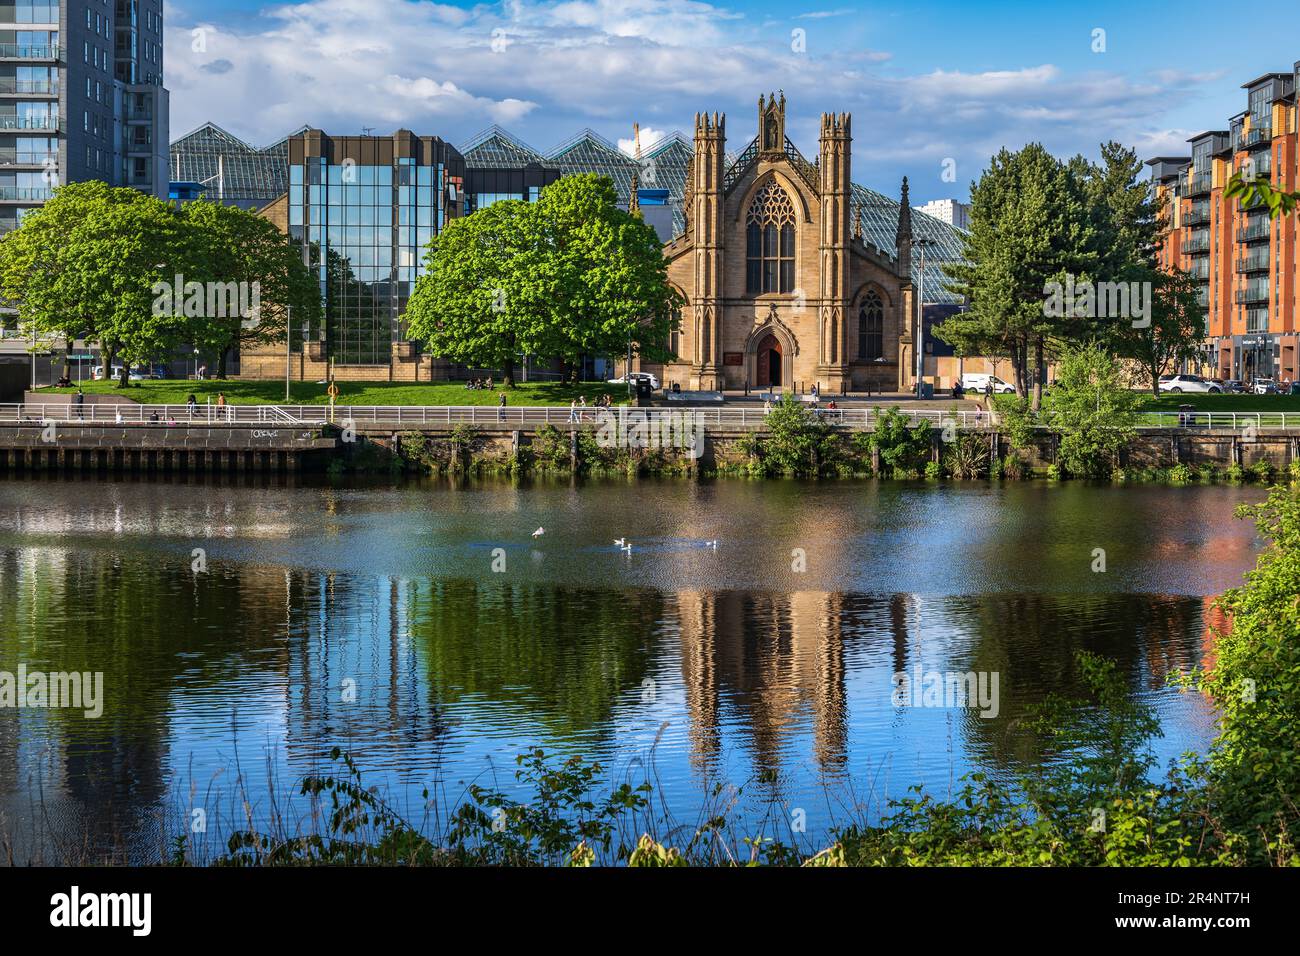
[858,290,884,361]
[745,182,796,293]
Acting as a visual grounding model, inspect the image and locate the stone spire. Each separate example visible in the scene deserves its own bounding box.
[895,177,913,278]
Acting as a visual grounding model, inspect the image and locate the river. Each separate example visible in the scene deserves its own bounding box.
[0,475,1267,862]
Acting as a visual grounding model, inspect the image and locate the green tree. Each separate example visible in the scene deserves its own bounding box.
[405,199,549,387]
[183,201,319,379]
[0,181,195,387]
[1040,346,1140,477]
[533,174,680,377]
[1114,267,1207,396]
[940,144,1096,410]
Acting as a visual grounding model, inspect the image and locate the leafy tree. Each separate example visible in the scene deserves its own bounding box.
[940,144,1096,409]
[183,201,319,379]
[1114,266,1207,395]
[405,199,550,387]
[409,175,681,387]
[0,181,196,387]
[868,405,933,478]
[1040,346,1140,477]
[760,394,839,476]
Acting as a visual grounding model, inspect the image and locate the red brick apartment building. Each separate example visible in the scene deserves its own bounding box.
[1148,61,1300,384]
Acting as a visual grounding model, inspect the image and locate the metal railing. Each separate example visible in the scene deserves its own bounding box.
[1,402,1000,430]
[5,403,1300,432]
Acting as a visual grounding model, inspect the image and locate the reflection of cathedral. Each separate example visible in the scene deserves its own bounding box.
[650,94,917,393]
[676,590,849,772]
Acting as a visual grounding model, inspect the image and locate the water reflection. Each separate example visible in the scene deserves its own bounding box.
[0,477,1262,861]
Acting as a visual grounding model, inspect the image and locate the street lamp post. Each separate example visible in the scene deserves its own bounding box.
[284,305,293,403]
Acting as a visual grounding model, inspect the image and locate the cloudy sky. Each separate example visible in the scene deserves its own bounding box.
[164,0,1298,203]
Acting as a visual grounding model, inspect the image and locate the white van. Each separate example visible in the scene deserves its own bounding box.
[961,373,1016,394]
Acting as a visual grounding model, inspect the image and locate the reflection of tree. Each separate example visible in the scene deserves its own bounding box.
[405,581,662,739]
[950,593,1205,772]
[0,547,294,858]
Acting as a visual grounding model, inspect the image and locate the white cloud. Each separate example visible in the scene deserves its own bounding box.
[617,126,669,156]
[164,0,1212,200]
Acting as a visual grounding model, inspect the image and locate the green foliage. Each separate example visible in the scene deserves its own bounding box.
[0,181,199,385]
[869,406,932,478]
[1041,346,1140,478]
[1195,487,1300,862]
[406,175,681,384]
[1224,170,1300,219]
[756,395,840,477]
[182,200,319,378]
[1169,463,1194,484]
[924,459,943,481]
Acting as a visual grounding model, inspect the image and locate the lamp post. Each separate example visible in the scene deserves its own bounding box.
[193,348,199,381]
[914,238,934,398]
[284,304,293,403]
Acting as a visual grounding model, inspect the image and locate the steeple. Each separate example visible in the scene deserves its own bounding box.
[895,177,913,278]
[758,91,786,156]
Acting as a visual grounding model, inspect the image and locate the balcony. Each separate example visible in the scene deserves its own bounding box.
[1246,308,1270,333]
[1236,282,1270,305]
[1238,219,1272,242]
[0,80,58,95]
[0,186,54,201]
[1184,233,1211,254]
[1195,286,1210,308]
[1236,250,1271,273]
[1238,126,1273,150]
[1184,205,1211,226]
[0,150,57,167]
[0,45,59,60]
[0,114,58,131]
[1186,174,1213,196]
[1188,259,1210,280]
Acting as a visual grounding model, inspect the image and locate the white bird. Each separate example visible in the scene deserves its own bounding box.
[621,542,633,553]
[532,527,545,538]
[709,539,718,551]
[614,538,627,547]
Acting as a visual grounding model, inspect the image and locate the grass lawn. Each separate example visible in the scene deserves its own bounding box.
[1138,393,1300,412]
[35,379,631,407]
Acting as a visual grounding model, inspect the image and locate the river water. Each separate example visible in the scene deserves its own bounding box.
[0,475,1267,862]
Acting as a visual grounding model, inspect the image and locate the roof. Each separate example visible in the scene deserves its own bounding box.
[460,125,547,168]
[169,121,305,202]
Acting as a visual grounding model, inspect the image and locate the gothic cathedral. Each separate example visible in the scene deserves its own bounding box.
[650,94,916,393]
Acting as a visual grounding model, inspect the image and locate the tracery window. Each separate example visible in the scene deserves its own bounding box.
[858,290,884,361]
[746,183,796,294]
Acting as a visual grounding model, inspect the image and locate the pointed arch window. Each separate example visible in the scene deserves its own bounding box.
[858,290,884,361]
[746,183,796,294]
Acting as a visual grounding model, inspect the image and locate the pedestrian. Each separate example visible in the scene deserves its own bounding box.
[497,391,507,422]
[187,393,197,416]
[216,392,226,407]
[568,399,578,424]
[114,407,123,425]
[73,386,85,420]
[578,395,588,422]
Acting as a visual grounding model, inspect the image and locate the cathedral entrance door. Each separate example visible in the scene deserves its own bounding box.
[756,334,782,388]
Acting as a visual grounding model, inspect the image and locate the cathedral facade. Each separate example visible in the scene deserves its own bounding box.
[646,94,918,394]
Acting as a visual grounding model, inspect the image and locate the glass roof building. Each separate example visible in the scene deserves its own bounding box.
[168,121,301,210]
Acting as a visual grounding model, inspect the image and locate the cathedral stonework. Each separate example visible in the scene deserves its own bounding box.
[649,94,915,393]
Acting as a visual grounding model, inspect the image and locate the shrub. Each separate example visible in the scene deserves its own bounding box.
[869,406,932,476]
[924,460,943,481]
[759,395,840,477]
[1169,463,1194,484]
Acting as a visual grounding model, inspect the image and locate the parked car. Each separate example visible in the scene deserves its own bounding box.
[1252,378,1279,395]
[1221,379,1248,394]
[1159,373,1221,394]
[607,372,660,390]
[1289,382,1300,396]
[960,373,1016,394]
[91,365,124,381]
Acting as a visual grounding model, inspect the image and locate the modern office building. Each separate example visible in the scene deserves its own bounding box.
[0,0,170,235]
[913,198,970,231]
[1149,62,1300,382]
[240,128,467,381]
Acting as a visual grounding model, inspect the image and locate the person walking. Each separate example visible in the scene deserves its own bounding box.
[568,399,579,424]
[187,393,197,417]
[497,392,507,422]
[73,386,85,420]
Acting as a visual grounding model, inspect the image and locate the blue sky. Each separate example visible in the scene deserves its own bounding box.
[163,0,1299,203]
